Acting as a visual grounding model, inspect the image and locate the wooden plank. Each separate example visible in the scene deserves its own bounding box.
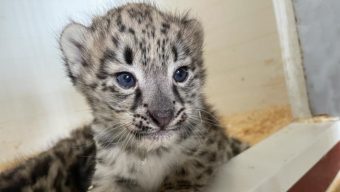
[326,170,340,192]
[210,120,340,192]
[289,141,340,192]
[272,0,312,118]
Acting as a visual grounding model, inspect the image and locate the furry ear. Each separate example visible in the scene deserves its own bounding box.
[60,23,90,83]
[180,18,204,52]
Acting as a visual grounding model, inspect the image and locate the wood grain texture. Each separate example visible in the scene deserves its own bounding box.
[272,0,311,118]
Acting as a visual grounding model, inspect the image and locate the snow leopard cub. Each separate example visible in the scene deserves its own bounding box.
[0,3,248,192]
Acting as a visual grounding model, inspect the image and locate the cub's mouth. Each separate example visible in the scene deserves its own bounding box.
[132,126,181,140]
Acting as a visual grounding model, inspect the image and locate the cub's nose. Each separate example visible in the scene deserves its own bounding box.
[148,109,174,129]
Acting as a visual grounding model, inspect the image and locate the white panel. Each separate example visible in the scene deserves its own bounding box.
[211,121,340,192]
[0,0,118,162]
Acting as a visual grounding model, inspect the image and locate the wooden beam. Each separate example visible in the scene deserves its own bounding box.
[272,0,312,118]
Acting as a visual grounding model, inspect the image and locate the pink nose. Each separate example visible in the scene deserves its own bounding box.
[148,109,174,129]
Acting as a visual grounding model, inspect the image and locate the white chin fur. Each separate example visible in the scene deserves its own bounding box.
[139,132,179,151]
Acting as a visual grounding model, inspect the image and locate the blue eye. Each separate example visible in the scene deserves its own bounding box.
[116,72,136,89]
[173,67,189,82]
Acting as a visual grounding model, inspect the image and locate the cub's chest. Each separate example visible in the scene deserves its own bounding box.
[93,147,181,191]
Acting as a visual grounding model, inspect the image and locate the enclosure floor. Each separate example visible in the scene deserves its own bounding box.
[223,105,293,145]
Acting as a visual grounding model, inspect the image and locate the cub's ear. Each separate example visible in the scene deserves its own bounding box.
[180,18,204,52]
[60,23,90,83]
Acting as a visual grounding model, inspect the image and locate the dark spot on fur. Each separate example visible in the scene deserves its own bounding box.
[112,36,119,47]
[172,46,178,62]
[162,22,170,29]
[230,138,247,156]
[69,38,85,52]
[172,85,184,104]
[193,160,204,169]
[96,72,107,80]
[218,140,225,150]
[130,89,142,111]
[119,25,126,32]
[196,174,204,180]
[176,167,188,176]
[206,138,214,145]
[124,46,133,65]
[54,150,67,164]
[101,49,120,65]
[177,180,192,187]
[66,69,76,84]
[176,31,182,40]
[209,152,217,162]
[53,169,65,191]
[128,28,135,35]
[205,167,214,175]
[89,83,98,90]
[30,156,52,184]
[175,108,185,118]
[160,23,170,34]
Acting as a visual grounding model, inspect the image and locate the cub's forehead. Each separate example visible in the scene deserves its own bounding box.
[88,4,190,69]
[91,4,182,40]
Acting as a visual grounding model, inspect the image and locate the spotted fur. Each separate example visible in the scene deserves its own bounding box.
[0,127,95,192]
[0,3,248,192]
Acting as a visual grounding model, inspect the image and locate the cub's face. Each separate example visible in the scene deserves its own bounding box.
[60,3,206,150]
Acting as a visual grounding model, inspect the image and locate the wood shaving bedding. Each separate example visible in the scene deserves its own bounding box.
[223,105,293,145]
